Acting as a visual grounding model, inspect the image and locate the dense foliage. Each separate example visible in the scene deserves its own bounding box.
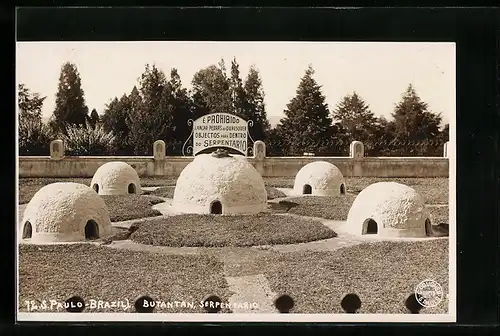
[18,60,449,157]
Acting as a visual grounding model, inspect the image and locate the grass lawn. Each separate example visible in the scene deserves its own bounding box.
[18,177,448,204]
[18,178,165,222]
[145,186,176,198]
[18,178,92,204]
[428,206,449,225]
[263,177,449,205]
[277,195,358,220]
[102,195,164,222]
[345,177,449,205]
[251,239,450,314]
[141,177,178,187]
[275,195,450,224]
[18,244,231,313]
[130,213,337,247]
[266,187,287,200]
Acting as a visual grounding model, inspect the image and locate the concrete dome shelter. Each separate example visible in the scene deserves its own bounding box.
[91,161,141,195]
[172,151,268,215]
[293,161,346,196]
[19,182,112,243]
[346,182,432,238]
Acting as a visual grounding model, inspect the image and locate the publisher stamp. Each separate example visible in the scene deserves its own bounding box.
[415,279,444,308]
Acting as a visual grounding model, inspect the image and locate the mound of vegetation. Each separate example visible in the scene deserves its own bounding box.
[130,213,337,247]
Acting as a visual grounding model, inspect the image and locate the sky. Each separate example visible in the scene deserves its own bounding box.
[16,41,455,127]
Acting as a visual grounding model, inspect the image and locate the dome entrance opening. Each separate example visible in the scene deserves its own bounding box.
[128,183,136,194]
[22,221,32,239]
[363,218,378,234]
[425,218,432,236]
[303,184,312,195]
[85,220,99,240]
[340,183,346,194]
[92,184,99,193]
[210,201,222,214]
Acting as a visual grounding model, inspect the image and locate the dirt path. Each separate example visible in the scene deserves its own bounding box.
[225,274,278,313]
[151,197,176,216]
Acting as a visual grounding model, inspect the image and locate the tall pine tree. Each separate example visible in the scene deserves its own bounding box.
[391,84,442,141]
[388,84,443,156]
[229,58,248,119]
[190,60,232,116]
[126,64,174,155]
[276,65,333,155]
[18,84,46,121]
[244,65,271,140]
[128,85,142,117]
[167,68,194,154]
[18,84,52,155]
[441,123,449,142]
[51,62,89,133]
[332,91,379,143]
[102,93,134,154]
[89,108,100,128]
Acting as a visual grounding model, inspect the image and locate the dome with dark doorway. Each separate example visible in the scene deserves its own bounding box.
[19,182,112,243]
[293,161,346,196]
[346,182,432,238]
[172,152,267,215]
[91,161,141,195]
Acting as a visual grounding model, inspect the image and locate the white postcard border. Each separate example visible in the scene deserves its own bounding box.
[15,41,457,324]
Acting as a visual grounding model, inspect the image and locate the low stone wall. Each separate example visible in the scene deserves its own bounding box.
[18,139,449,178]
[18,156,449,178]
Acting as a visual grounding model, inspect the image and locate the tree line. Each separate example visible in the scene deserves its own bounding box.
[18,60,449,157]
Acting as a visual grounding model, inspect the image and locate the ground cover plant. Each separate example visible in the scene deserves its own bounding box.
[18,177,450,225]
[18,176,450,315]
[276,195,358,220]
[265,187,287,200]
[18,177,448,204]
[141,177,178,187]
[130,213,337,247]
[428,206,449,225]
[262,177,449,205]
[273,195,450,224]
[18,178,165,222]
[237,238,449,314]
[427,206,450,236]
[18,178,92,204]
[144,186,176,198]
[101,195,164,222]
[18,244,232,313]
[145,186,286,200]
[345,177,449,204]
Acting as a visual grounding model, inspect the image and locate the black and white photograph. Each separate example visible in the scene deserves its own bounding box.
[16,40,456,322]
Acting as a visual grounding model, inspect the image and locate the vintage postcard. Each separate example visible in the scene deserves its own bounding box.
[16,41,456,323]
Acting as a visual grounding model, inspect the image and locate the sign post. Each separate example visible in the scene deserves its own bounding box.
[182,113,255,156]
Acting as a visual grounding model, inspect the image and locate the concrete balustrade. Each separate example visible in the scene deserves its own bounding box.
[18,140,450,178]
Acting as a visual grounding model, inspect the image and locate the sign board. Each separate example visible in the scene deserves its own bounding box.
[187,113,250,156]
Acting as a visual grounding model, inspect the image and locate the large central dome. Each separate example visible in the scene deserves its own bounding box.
[172,153,267,215]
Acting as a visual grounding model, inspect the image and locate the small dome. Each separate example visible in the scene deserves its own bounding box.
[172,153,267,214]
[20,183,112,243]
[346,182,431,238]
[293,161,346,196]
[91,161,141,195]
